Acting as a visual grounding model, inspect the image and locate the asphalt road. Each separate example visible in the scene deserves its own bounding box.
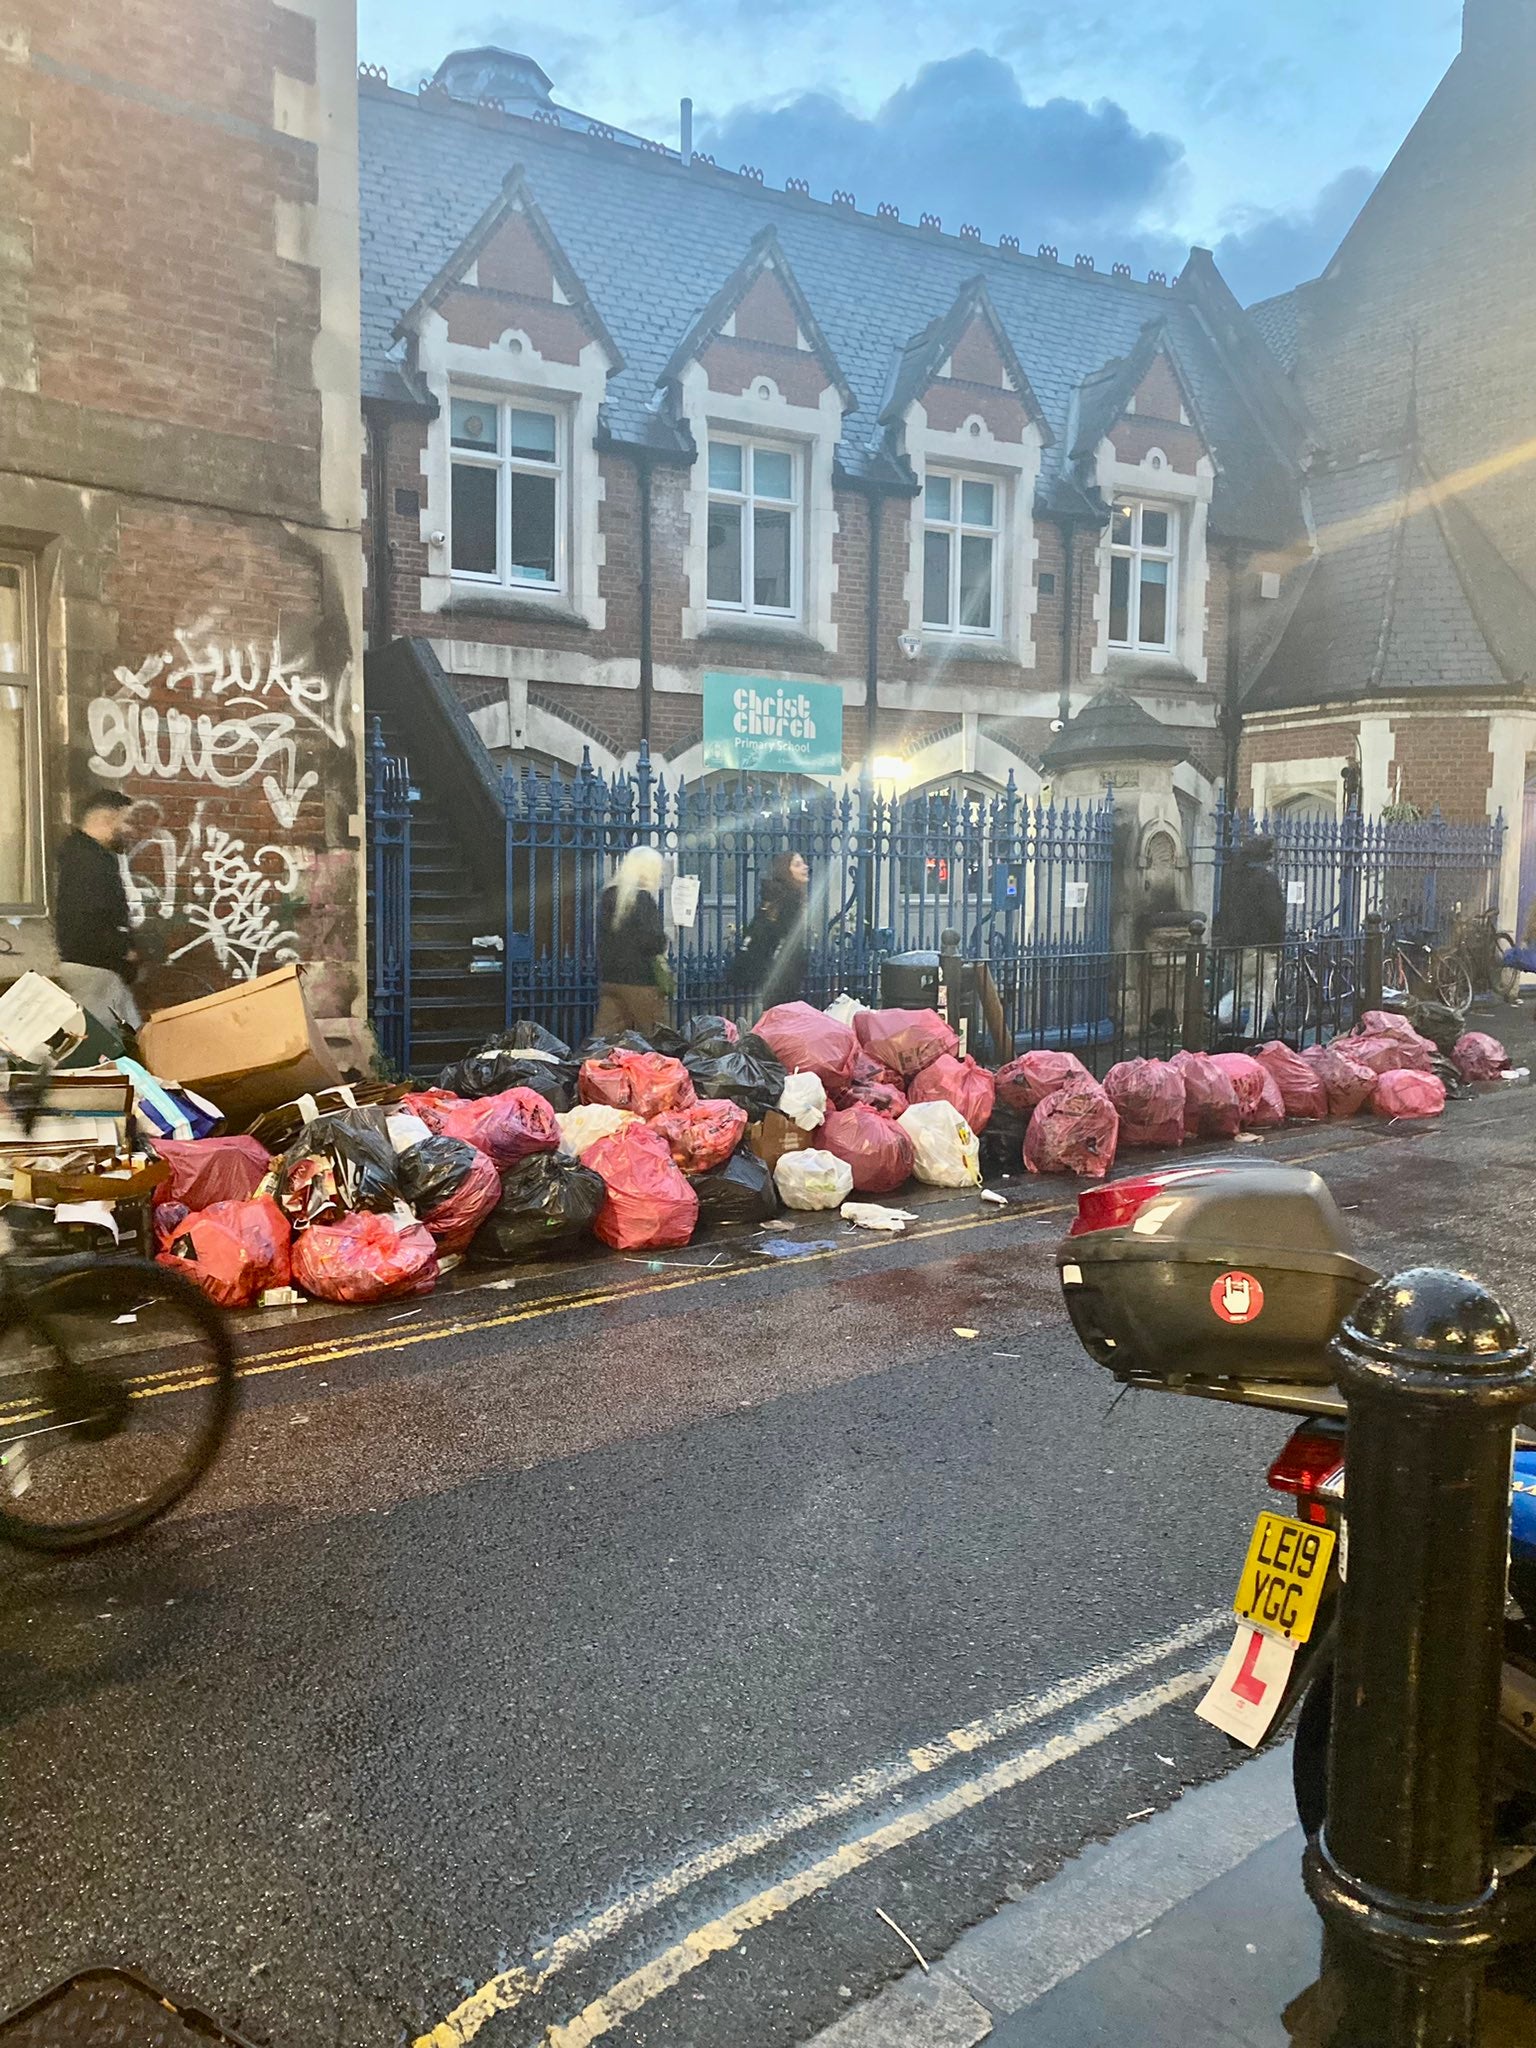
[3,1072,1534,2048]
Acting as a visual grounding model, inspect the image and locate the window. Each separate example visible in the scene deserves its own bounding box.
[706,438,799,617]
[922,472,999,635]
[449,394,564,589]
[0,551,42,911]
[1108,499,1177,652]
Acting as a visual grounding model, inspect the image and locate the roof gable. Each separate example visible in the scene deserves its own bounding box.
[393,166,622,370]
[879,276,1050,443]
[1070,319,1212,464]
[658,226,853,410]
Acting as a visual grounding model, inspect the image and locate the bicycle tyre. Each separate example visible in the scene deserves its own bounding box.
[1495,933,1522,1003]
[1436,956,1474,1012]
[0,1257,237,1552]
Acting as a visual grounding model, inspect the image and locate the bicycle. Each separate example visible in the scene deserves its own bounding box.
[1381,926,1464,1009]
[1434,907,1521,1009]
[1272,934,1358,1042]
[0,1070,237,1552]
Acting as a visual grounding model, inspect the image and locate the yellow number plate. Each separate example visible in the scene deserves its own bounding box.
[1233,1510,1336,1645]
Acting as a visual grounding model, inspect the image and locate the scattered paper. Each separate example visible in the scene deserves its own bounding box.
[841,1202,918,1232]
[480,1277,519,1291]
[980,1188,1008,1206]
[953,1326,979,1339]
[1234,1132,1263,1144]
[55,1201,122,1244]
[1504,1067,1530,1081]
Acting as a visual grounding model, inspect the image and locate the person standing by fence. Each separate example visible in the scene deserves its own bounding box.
[595,846,671,1039]
[734,852,809,1012]
[1215,834,1287,1040]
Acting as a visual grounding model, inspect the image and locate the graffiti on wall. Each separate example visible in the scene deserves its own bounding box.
[86,623,350,981]
[88,623,351,833]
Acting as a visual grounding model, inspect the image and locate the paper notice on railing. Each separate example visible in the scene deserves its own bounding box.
[671,876,701,928]
[1287,879,1307,906]
[1065,880,1089,911]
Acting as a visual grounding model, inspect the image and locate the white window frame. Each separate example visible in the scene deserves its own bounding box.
[921,469,1002,638]
[705,434,802,621]
[448,390,568,593]
[0,547,44,916]
[1108,498,1179,653]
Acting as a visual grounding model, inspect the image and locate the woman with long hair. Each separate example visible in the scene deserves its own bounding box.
[595,844,670,1038]
[734,850,809,1011]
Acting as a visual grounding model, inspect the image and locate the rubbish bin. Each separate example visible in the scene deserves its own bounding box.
[879,952,940,1009]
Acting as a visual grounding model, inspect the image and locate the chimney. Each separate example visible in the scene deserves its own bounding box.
[1462,0,1536,56]
[680,96,693,166]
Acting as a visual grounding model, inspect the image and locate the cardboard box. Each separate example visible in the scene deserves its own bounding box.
[747,1111,815,1171]
[12,1155,169,1203]
[138,964,342,1125]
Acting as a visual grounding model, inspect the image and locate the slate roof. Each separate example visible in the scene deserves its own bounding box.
[1245,453,1536,711]
[359,82,1305,545]
[1246,289,1301,374]
[1068,317,1211,461]
[1039,684,1189,770]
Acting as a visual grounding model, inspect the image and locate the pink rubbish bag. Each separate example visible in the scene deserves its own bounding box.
[1169,1051,1242,1140]
[994,1049,1092,1116]
[1372,1068,1447,1119]
[291,1211,439,1304]
[578,1048,696,1119]
[852,1008,958,1080]
[585,1123,700,1250]
[1104,1059,1186,1148]
[818,1103,916,1195]
[752,1003,859,1096]
[1024,1080,1119,1179]
[1453,1031,1507,1082]
[907,1053,996,1132]
[435,1087,561,1169]
[1339,1012,1437,1075]
[843,1078,910,1117]
[152,1135,271,1212]
[1210,1053,1286,1130]
[1254,1042,1328,1122]
[648,1099,749,1175]
[418,1145,502,1256]
[1302,1042,1377,1118]
[157,1196,292,1310]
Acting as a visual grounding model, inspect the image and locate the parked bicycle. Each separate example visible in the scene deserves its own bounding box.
[1382,909,1520,1011]
[0,1070,237,1552]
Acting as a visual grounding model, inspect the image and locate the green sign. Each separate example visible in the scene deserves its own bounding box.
[701,673,844,776]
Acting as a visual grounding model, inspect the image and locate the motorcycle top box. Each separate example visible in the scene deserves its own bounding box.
[1057,1164,1377,1388]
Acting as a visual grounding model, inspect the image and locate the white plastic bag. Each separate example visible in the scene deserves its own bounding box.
[842,1201,918,1232]
[774,1148,854,1211]
[824,993,869,1028]
[898,1100,981,1187]
[778,1069,828,1132]
[556,1104,639,1157]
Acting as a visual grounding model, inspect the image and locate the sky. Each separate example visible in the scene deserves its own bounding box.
[355,0,1466,304]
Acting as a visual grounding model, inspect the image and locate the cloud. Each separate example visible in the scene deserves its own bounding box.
[697,51,1183,248]
[1212,167,1378,303]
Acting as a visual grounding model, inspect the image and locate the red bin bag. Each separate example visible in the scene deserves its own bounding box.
[1024,1081,1119,1179]
[1302,1042,1377,1118]
[995,1050,1092,1116]
[752,1003,860,1096]
[1372,1068,1447,1119]
[1254,1042,1328,1121]
[843,1077,910,1117]
[649,1099,749,1175]
[1104,1059,1186,1148]
[578,1048,697,1119]
[152,1135,271,1212]
[435,1087,561,1169]
[1169,1050,1242,1140]
[1338,1012,1437,1075]
[292,1210,440,1304]
[419,1145,503,1256]
[585,1123,700,1250]
[1452,1031,1507,1082]
[852,1007,958,1080]
[907,1053,996,1132]
[818,1103,916,1195]
[1210,1053,1286,1129]
[157,1195,292,1310]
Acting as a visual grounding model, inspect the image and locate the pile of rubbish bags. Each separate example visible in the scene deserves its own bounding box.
[145,987,1514,1311]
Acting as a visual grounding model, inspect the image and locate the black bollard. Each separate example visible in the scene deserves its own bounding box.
[1305,1267,1536,2048]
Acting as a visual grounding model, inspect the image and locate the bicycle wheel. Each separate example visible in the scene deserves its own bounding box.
[1436,955,1474,1012]
[1494,933,1522,1003]
[0,1258,237,1552]
[1381,946,1412,1001]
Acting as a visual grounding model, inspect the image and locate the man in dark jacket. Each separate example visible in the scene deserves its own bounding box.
[1214,835,1286,1039]
[52,789,141,1032]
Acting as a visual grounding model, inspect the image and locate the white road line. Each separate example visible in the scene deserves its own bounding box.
[535,1663,1217,2048]
[414,1611,1228,2047]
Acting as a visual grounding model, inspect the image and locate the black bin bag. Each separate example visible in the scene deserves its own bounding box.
[469,1153,605,1262]
[683,1033,786,1123]
[396,1135,478,1212]
[691,1149,777,1227]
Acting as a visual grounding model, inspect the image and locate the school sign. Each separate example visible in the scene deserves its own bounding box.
[701,673,844,777]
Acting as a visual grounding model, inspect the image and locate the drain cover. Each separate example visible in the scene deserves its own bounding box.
[0,1968,260,2045]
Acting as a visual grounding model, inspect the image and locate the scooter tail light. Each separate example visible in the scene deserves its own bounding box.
[1268,1427,1345,1527]
[1067,1171,1200,1237]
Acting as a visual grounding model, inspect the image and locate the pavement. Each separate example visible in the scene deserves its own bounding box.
[4,1003,1536,2048]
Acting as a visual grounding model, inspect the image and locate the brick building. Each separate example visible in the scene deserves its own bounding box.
[1239,0,1536,928]
[1,0,366,1049]
[357,52,1309,829]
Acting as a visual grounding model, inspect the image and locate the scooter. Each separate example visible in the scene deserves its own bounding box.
[1055,1161,1536,1847]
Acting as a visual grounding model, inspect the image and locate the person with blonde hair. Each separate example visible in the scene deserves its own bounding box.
[595,844,670,1038]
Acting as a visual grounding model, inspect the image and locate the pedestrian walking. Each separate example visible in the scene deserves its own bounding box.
[733,851,809,1011]
[594,845,671,1039]
[52,789,142,1034]
[1214,834,1286,1039]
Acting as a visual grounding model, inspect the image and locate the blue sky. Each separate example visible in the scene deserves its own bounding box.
[355,0,1466,302]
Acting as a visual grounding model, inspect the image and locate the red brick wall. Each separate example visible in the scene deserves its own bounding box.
[1388,713,1493,822]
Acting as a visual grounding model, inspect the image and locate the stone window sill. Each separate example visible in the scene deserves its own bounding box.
[1105,650,1200,686]
[696,618,828,656]
[441,588,591,630]
[920,637,1018,667]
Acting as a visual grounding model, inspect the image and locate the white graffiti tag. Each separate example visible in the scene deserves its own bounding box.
[129,805,303,981]
[92,627,350,830]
